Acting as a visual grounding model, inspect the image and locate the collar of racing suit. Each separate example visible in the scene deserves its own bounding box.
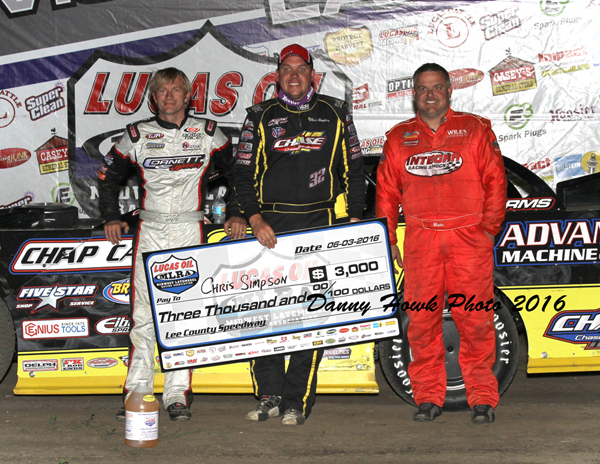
[277,87,317,111]
[416,107,454,134]
[154,114,189,130]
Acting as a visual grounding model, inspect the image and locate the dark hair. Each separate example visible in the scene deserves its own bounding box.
[148,67,192,95]
[413,63,451,87]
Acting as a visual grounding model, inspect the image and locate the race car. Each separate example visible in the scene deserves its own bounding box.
[1,156,599,411]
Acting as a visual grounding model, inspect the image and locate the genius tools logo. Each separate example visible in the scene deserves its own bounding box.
[17,284,97,313]
[504,103,534,129]
[545,309,600,349]
[272,132,327,154]
[405,151,463,177]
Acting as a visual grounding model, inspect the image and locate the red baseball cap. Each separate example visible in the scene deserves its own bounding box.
[278,44,312,66]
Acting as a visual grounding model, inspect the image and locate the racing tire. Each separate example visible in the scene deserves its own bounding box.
[378,288,519,411]
[0,298,15,383]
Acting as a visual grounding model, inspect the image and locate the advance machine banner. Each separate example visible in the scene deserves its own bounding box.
[142,220,398,370]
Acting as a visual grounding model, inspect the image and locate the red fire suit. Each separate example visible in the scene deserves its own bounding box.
[375,108,507,408]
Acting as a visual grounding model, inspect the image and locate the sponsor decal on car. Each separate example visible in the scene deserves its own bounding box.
[17,284,97,313]
[325,349,352,360]
[22,318,89,339]
[95,316,131,335]
[61,358,84,371]
[103,279,131,304]
[86,357,118,368]
[22,360,58,372]
[10,237,133,274]
[495,219,600,266]
[544,309,600,349]
[506,198,555,211]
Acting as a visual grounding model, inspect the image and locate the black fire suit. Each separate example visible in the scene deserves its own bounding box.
[98,115,237,409]
[234,91,364,417]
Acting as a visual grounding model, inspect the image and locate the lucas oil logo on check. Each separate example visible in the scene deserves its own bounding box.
[150,256,199,294]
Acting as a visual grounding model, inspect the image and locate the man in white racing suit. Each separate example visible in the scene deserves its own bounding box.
[98,67,246,421]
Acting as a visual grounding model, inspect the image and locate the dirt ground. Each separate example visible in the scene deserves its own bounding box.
[1,346,600,464]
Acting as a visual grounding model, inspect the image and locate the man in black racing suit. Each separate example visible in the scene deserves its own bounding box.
[98,67,246,422]
[234,44,364,425]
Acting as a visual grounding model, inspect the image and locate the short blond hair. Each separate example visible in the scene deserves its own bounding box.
[148,67,192,95]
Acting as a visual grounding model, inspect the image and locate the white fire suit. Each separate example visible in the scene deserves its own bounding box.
[98,115,235,408]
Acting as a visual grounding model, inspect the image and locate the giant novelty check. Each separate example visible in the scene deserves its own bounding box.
[143,219,399,370]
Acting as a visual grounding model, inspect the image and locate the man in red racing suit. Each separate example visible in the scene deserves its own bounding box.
[376,63,507,424]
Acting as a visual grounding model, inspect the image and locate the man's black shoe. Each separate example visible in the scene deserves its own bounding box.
[471,404,495,423]
[116,406,126,422]
[413,402,442,421]
[166,402,192,421]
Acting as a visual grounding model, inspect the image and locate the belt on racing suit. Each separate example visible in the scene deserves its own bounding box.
[260,201,335,213]
[139,210,204,223]
[404,212,483,230]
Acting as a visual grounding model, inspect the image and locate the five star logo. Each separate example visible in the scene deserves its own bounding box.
[17,283,97,313]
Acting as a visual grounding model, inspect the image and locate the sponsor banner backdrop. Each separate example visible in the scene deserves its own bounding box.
[0,1,599,215]
[143,221,398,369]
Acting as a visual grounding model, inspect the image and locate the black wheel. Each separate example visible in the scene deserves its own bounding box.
[379,288,519,411]
[0,298,15,383]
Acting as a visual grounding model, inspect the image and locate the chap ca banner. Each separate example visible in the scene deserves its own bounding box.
[142,220,398,370]
[1,0,599,216]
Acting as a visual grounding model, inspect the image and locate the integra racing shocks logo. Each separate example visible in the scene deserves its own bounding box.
[545,309,600,349]
[272,131,327,155]
[405,151,463,176]
[150,256,199,294]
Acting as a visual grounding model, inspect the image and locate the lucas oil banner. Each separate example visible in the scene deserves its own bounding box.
[142,220,398,370]
[0,0,599,217]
